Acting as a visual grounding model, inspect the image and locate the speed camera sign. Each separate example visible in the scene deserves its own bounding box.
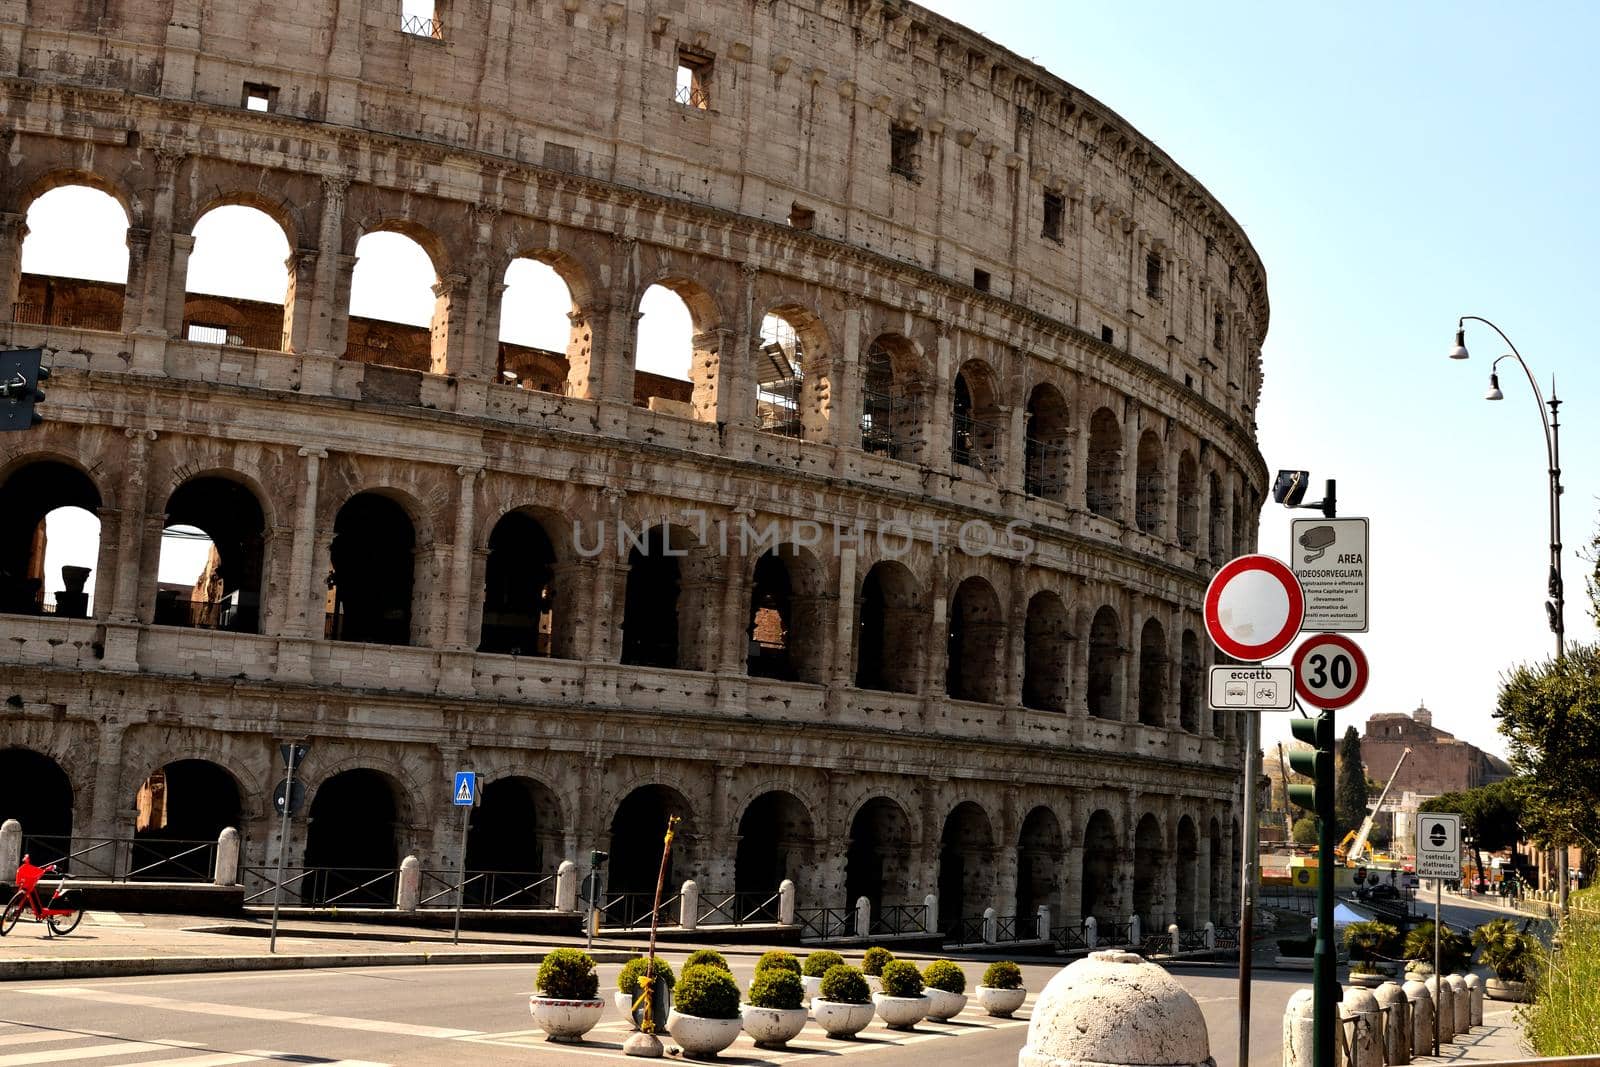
[1291,633,1369,710]
[1416,812,1461,879]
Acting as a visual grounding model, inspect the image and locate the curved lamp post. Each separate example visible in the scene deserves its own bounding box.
[1449,315,1567,913]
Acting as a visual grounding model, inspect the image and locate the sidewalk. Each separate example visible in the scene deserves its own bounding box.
[1414,1001,1528,1062]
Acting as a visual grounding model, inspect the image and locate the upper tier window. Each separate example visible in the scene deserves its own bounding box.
[401,0,442,39]
[676,51,713,110]
[890,125,920,180]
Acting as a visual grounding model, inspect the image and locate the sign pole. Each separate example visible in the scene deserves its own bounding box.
[453,800,470,946]
[269,743,298,955]
[1433,877,1441,1054]
[1313,708,1338,1067]
[1236,709,1260,1067]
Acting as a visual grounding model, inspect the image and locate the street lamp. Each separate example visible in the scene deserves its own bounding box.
[1449,314,1567,912]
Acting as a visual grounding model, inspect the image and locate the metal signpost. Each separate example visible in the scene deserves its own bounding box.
[269,741,309,954]
[1416,812,1461,1055]
[451,771,478,945]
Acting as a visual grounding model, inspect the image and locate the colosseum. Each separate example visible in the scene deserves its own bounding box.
[0,0,1267,941]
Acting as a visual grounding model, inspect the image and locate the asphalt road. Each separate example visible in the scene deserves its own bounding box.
[0,956,1306,1067]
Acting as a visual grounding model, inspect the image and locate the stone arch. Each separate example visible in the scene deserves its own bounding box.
[939,800,996,931]
[13,168,142,227]
[327,489,420,646]
[951,358,1003,473]
[302,767,408,905]
[1023,589,1070,712]
[1135,428,1165,534]
[1080,809,1119,922]
[464,775,565,902]
[0,748,74,866]
[845,795,914,912]
[345,219,449,371]
[620,521,715,672]
[855,558,926,694]
[607,784,698,894]
[180,188,304,250]
[1138,616,1168,728]
[633,274,723,421]
[745,543,830,684]
[1133,812,1165,931]
[14,177,131,331]
[1177,450,1199,550]
[1024,382,1070,500]
[154,474,270,634]
[735,790,815,895]
[130,758,242,879]
[181,204,294,352]
[946,574,1004,703]
[1207,469,1226,560]
[1180,630,1202,733]
[1086,407,1122,520]
[755,302,832,442]
[1087,604,1123,720]
[495,248,592,395]
[479,507,572,659]
[1175,814,1200,929]
[1016,805,1065,922]
[0,456,105,618]
[860,332,928,462]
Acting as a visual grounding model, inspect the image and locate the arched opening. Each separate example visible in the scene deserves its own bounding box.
[1086,605,1122,720]
[1133,813,1165,931]
[16,183,128,331]
[303,768,403,905]
[845,797,912,912]
[938,801,995,934]
[1177,451,1199,550]
[345,229,440,371]
[608,785,695,895]
[745,545,827,683]
[0,460,102,618]
[0,749,73,867]
[860,335,924,462]
[1209,817,1226,922]
[634,283,717,421]
[1080,809,1118,922]
[951,362,1002,473]
[1135,430,1164,534]
[480,511,560,658]
[855,560,924,694]
[946,576,1004,703]
[1207,472,1226,561]
[1180,630,1202,733]
[735,791,814,896]
[621,525,710,671]
[1023,591,1070,712]
[1016,806,1064,921]
[1175,816,1199,930]
[1086,408,1122,520]
[327,493,415,645]
[132,759,242,880]
[1024,383,1070,501]
[754,312,805,439]
[465,776,564,905]
[1138,617,1167,728]
[154,477,266,633]
[496,257,574,393]
[182,205,291,351]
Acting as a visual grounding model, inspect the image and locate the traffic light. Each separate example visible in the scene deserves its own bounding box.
[588,850,608,867]
[1286,711,1334,814]
[0,348,48,432]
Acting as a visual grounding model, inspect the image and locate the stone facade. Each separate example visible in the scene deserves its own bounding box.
[0,0,1269,933]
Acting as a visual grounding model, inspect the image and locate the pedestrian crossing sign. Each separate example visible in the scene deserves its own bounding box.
[452,771,477,806]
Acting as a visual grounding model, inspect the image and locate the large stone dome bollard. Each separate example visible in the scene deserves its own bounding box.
[1401,980,1433,1058]
[1462,974,1483,1026]
[1424,976,1454,1043]
[1445,975,1469,1033]
[1019,950,1212,1067]
[1373,982,1409,1065]
[1340,987,1382,1067]
[1281,989,1314,1067]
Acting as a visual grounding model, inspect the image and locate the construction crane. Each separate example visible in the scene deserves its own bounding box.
[1276,743,1295,841]
[1340,746,1411,866]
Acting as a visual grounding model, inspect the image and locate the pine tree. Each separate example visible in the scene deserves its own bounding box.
[1335,725,1369,839]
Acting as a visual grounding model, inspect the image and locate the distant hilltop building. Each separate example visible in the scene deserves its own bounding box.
[1363,703,1511,799]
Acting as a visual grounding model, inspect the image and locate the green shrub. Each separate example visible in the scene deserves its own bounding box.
[747,968,804,1010]
[879,959,923,997]
[1343,921,1400,964]
[1525,910,1600,1053]
[1472,917,1535,982]
[922,960,965,994]
[684,948,731,972]
[802,950,845,977]
[981,960,1022,990]
[535,948,599,999]
[756,950,800,975]
[617,956,677,995]
[861,946,894,976]
[818,963,870,1004]
[1402,921,1471,975]
[674,964,741,1020]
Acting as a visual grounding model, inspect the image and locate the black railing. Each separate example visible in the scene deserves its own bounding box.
[951,411,1000,471]
[417,868,556,910]
[18,835,217,883]
[1052,923,1088,951]
[1098,919,1133,946]
[153,596,259,634]
[869,903,928,937]
[794,907,855,942]
[11,301,121,332]
[600,890,681,930]
[673,84,710,109]
[1213,923,1239,949]
[1024,440,1069,498]
[183,321,284,351]
[1179,928,1211,951]
[696,890,782,927]
[993,914,1023,942]
[1136,931,1173,957]
[241,865,397,908]
[943,915,987,944]
[400,14,443,38]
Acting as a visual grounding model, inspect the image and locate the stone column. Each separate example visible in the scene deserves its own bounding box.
[84,720,129,842]
[927,326,954,474]
[307,177,352,358]
[161,233,195,339]
[0,211,26,316]
[120,227,153,338]
[1195,831,1212,924]
[830,546,858,686]
[1121,408,1139,530]
[995,844,1019,918]
[720,263,760,429]
[91,506,120,620]
[705,765,736,889]
[1125,598,1143,724]
[1004,567,1026,707]
[283,248,317,354]
[1062,843,1084,922]
[548,558,593,662]
[282,448,326,638]
[110,430,155,622]
[829,302,863,464]
[444,466,482,650]
[922,557,950,703]
[428,271,470,377]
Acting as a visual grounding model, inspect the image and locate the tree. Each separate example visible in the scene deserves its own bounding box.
[1420,779,1526,887]
[1497,642,1600,864]
[1335,725,1368,839]
[1292,815,1318,846]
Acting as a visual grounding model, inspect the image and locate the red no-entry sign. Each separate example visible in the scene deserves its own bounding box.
[1203,554,1305,662]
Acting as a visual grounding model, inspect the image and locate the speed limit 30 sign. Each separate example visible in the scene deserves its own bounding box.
[1291,633,1369,710]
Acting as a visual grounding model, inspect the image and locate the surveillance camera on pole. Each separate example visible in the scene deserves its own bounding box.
[1272,469,1336,519]
[0,348,49,432]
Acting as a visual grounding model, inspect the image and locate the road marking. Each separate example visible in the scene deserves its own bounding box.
[0,1039,202,1066]
[0,1031,114,1049]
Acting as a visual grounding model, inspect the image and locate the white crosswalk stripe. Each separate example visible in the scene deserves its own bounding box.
[0,1038,202,1066]
[0,1030,114,1049]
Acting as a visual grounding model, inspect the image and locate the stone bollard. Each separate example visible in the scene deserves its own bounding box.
[779,879,796,925]
[925,893,939,934]
[396,856,420,912]
[1282,988,1314,1067]
[1169,923,1180,956]
[1402,979,1434,1058]
[213,827,240,885]
[555,860,578,913]
[1374,981,1409,1065]
[1424,975,1454,1043]
[1204,921,1215,950]
[680,880,699,931]
[1341,987,1382,1067]
[0,819,19,878]
[1446,975,1468,1033]
[983,907,998,944]
[1036,905,1051,941]
[1462,973,1483,1026]
[1085,916,1097,949]
[1020,950,1211,1067]
[855,895,871,939]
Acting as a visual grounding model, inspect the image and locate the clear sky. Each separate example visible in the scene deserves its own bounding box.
[21,2,1599,761]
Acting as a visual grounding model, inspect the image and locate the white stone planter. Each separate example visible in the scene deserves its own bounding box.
[924,987,967,1021]
[528,995,605,1043]
[667,1011,744,1059]
[740,1004,808,1049]
[973,985,1027,1018]
[873,992,930,1030]
[1485,977,1529,1002]
[811,999,875,1038]
[614,989,637,1028]
[1348,971,1385,988]
[800,975,823,1002]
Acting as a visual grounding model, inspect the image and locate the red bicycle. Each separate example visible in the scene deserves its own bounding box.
[1,855,85,935]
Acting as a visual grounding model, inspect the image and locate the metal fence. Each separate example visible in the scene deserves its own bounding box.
[1051,923,1089,952]
[182,321,284,351]
[400,14,443,38]
[599,890,682,930]
[19,835,218,883]
[869,904,929,937]
[1097,919,1133,946]
[943,915,987,945]
[694,890,783,927]
[417,868,557,910]
[794,907,855,942]
[241,865,397,908]
[11,301,121,332]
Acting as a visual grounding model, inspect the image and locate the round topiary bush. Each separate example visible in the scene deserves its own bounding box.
[818,964,871,1004]
[922,960,965,994]
[756,950,801,975]
[879,959,924,997]
[981,961,1022,990]
[747,967,804,1010]
[802,950,845,977]
[617,956,677,995]
[861,946,894,977]
[536,948,600,999]
[674,963,742,1020]
[684,948,731,972]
